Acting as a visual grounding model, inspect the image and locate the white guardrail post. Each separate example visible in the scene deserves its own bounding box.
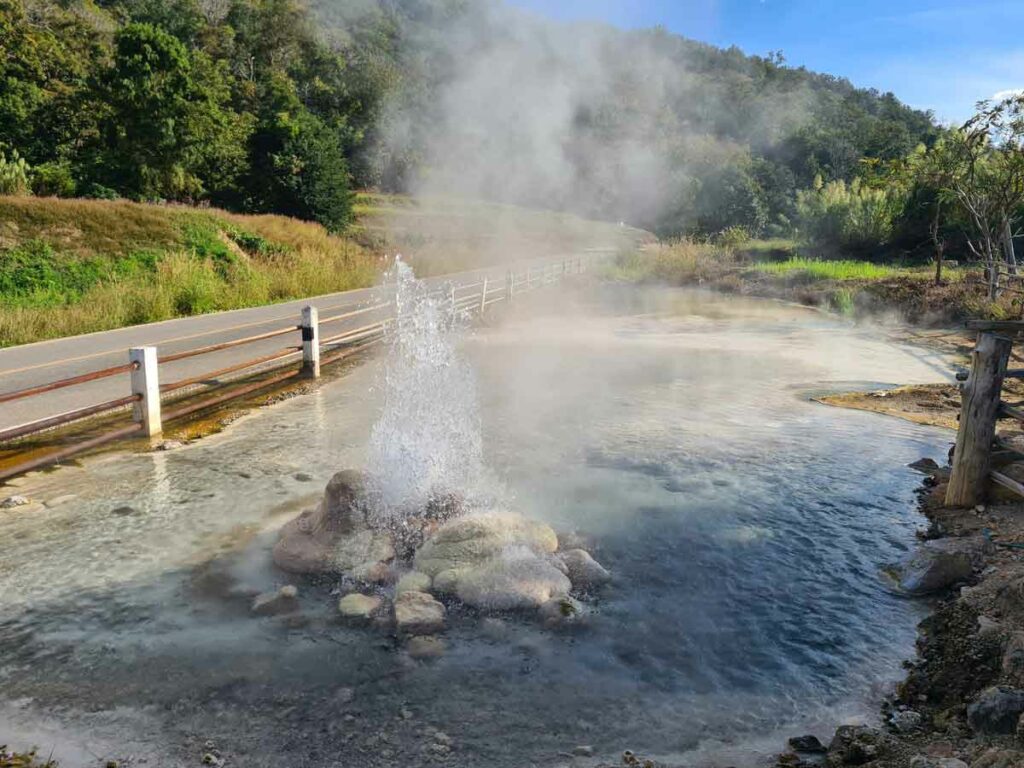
[506,269,514,302]
[301,305,320,378]
[129,346,162,437]
[480,277,488,314]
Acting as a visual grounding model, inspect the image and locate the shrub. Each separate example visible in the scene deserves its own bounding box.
[0,150,31,195]
[31,161,77,197]
[796,176,904,253]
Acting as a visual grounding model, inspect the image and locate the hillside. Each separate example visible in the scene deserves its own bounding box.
[1,0,938,241]
[0,194,642,347]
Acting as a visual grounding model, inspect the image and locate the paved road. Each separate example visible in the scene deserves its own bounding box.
[0,256,583,434]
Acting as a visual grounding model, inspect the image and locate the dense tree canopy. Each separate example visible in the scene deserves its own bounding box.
[0,0,942,238]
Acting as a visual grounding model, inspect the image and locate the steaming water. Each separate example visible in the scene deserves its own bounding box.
[0,284,955,767]
[366,259,490,516]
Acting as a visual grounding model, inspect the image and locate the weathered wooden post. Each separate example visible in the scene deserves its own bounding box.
[946,331,1013,507]
[479,276,488,314]
[301,305,320,378]
[129,346,162,437]
[506,269,514,302]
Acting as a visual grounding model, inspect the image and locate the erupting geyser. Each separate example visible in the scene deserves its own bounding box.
[271,258,610,637]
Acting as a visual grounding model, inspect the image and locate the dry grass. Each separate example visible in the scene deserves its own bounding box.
[0,193,641,346]
[608,240,733,284]
[0,196,181,255]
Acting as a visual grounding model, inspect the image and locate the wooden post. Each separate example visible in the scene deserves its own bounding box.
[129,346,161,437]
[946,331,1013,507]
[479,276,488,314]
[301,305,320,378]
[506,269,514,302]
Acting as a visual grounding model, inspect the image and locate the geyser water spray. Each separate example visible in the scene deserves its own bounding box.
[365,257,491,519]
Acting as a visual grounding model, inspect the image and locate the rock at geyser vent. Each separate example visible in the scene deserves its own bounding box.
[274,471,612,623]
[273,470,395,575]
[413,512,572,610]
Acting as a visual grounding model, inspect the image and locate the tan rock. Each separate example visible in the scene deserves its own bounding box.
[273,470,395,574]
[396,571,432,596]
[394,590,446,635]
[338,593,383,619]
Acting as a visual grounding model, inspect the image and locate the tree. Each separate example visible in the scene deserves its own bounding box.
[247,75,353,231]
[90,22,250,201]
[942,97,1024,299]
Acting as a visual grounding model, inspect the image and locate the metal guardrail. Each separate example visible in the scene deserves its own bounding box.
[0,254,593,482]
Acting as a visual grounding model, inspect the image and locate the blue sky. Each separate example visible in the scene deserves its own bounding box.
[508,1,1024,124]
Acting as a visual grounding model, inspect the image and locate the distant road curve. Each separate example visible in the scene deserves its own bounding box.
[0,256,595,434]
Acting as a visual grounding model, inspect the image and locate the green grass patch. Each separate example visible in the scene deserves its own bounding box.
[749,257,900,281]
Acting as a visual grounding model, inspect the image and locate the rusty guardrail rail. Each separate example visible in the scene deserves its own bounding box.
[0,254,595,482]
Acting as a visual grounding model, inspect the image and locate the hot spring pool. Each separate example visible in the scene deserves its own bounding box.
[0,284,955,767]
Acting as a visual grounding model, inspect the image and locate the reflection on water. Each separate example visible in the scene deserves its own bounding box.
[0,286,954,767]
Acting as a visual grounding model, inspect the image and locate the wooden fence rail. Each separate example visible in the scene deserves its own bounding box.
[0,253,595,483]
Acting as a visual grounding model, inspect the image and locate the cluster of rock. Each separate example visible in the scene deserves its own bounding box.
[262,469,611,654]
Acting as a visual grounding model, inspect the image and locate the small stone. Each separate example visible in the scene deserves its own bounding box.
[396,570,432,596]
[338,593,383,619]
[251,585,300,616]
[1,495,31,508]
[111,505,138,517]
[538,596,584,629]
[294,472,314,482]
[787,735,827,753]
[201,754,224,767]
[394,591,446,635]
[977,615,1001,635]
[908,457,940,473]
[889,709,923,733]
[406,635,446,659]
[571,745,595,757]
[976,504,987,513]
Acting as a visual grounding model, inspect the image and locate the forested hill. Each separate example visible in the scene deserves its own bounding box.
[1,0,939,237]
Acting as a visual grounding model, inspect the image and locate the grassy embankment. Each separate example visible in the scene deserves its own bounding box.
[612,239,1018,325]
[0,194,642,347]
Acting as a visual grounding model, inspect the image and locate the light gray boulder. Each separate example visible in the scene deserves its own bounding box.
[455,547,571,611]
[414,512,558,577]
